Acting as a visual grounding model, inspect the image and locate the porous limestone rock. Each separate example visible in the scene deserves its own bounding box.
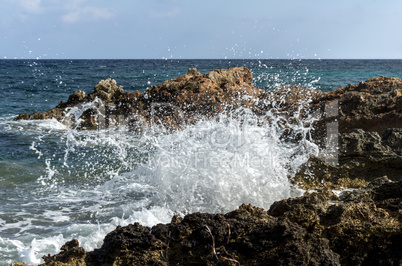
[34,179,401,265]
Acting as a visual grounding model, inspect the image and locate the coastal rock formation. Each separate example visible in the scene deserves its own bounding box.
[313,76,402,134]
[294,127,402,189]
[15,70,402,136]
[295,76,402,187]
[12,69,402,265]
[15,69,402,184]
[14,78,126,129]
[24,178,400,265]
[15,67,323,131]
[15,67,265,130]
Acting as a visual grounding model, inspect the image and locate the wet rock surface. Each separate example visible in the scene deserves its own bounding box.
[30,179,401,265]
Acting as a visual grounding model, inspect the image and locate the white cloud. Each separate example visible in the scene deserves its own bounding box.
[62,6,115,23]
[15,0,42,13]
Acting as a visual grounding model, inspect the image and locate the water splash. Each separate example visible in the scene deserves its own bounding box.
[119,107,317,214]
[254,60,321,90]
[4,74,321,266]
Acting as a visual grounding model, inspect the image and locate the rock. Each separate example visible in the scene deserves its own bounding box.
[15,70,402,137]
[14,67,267,130]
[11,69,402,265]
[187,67,198,76]
[294,76,402,188]
[312,76,402,134]
[41,239,86,265]
[67,90,87,105]
[294,128,402,188]
[32,179,401,265]
[269,179,402,266]
[92,78,124,102]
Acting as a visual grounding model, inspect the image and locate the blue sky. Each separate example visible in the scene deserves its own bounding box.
[1,0,402,59]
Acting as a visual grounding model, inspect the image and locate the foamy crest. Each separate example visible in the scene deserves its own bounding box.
[4,81,320,265]
[124,108,316,214]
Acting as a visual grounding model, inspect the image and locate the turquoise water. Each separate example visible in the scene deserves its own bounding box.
[0,59,401,265]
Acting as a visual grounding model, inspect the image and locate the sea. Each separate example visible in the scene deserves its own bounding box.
[1,59,401,265]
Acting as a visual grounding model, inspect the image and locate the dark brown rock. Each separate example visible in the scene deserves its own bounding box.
[41,239,86,265]
[34,179,401,266]
[269,179,402,266]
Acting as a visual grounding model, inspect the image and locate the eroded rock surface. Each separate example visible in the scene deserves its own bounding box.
[313,76,402,134]
[295,128,402,188]
[15,72,402,134]
[12,69,402,265]
[34,179,401,265]
[15,68,266,130]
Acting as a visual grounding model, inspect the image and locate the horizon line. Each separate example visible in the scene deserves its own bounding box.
[1,58,402,61]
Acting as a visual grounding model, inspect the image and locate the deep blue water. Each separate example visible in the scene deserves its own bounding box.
[1,59,402,116]
[0,59,401,265]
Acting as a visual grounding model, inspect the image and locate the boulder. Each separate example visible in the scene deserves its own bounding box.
[269,178,402,266]
[296,76,402,188]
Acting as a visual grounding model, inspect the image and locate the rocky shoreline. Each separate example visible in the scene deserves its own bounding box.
[12,68,402,265]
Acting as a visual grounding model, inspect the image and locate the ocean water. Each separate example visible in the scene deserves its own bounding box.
[0,59,401,265]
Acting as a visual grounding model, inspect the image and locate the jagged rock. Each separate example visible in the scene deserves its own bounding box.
[313,76,402,134]
[67,90,87,105]
[34,179,401,265]
[269,179,402,265]
[92,78,124,102]
[15,70,402,137]
[41,239,86,265]
[294,128,402,187]
[15,70,402,139]
[11,69,402,265]
[14,67,266,130]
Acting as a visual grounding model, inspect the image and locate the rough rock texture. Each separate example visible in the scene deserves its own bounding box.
[294,127,402,188]
[14,73,402,134]
[33,178,401,266]
[313,76,402,134]
[15,70,402,139]
[14,78,125,129]
[15,67,324,132]
[12,69,402,265]
[294,76,402,187]
[269,177,402,266]
[15,68,265,130]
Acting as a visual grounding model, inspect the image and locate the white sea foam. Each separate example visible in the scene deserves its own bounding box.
[141,109,314,211]
[3,87,320,265]
[0,117,68,133]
